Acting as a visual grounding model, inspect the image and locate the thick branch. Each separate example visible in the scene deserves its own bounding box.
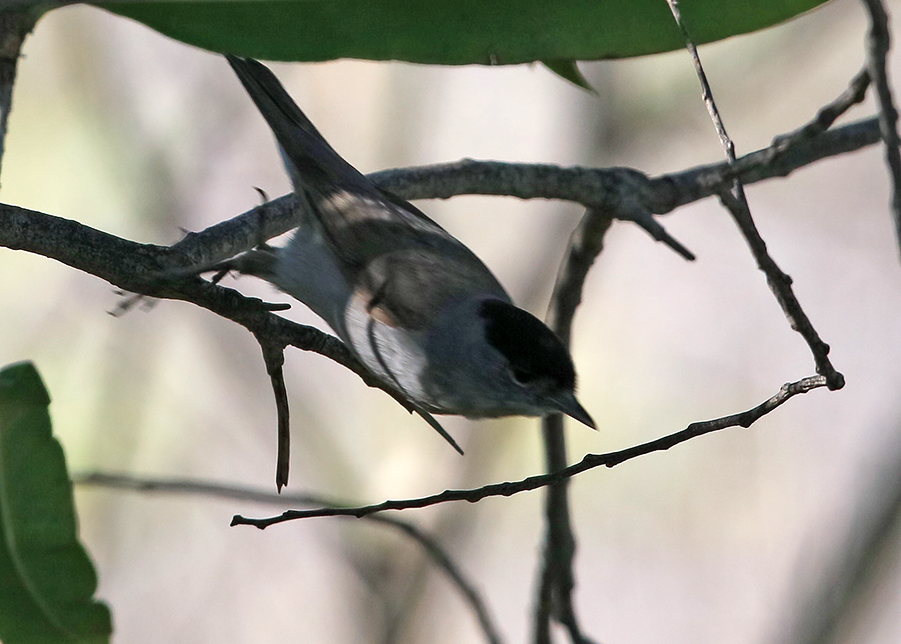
[139,117,882,276]
[371,119,881,213]
[0,118,881,288]
[231,375,828,527]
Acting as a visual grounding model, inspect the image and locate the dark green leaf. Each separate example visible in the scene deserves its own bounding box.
[0,362,112,644]
[96,0,832,65]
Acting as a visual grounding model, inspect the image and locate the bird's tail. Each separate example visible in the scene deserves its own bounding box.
[225,55,373,195]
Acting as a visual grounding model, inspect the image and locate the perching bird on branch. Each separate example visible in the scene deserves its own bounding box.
[224,55,594,480]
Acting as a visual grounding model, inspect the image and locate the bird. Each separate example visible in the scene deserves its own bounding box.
[223,55,594,483]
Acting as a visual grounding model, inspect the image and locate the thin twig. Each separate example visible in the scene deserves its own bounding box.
[73,472,505,644]
[861,0,901,262]
[257,339,291,491]
[682,74,872,197]
[666,0,844,391]
[766,68,871,165]
[533,208,611,644]
[231,375,828,527]
[719,190,844,389]
[664,1,734,154]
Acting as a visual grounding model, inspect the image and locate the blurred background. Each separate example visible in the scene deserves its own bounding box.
[1,0,900,642]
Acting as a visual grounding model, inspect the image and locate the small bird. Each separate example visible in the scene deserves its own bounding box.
[224,56,594,479]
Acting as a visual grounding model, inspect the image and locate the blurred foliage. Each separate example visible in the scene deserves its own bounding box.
[0,362,111,644]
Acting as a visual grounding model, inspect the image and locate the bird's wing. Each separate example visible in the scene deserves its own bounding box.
[227,55,510,329]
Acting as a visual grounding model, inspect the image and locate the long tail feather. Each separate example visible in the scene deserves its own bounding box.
[225,55,372,195]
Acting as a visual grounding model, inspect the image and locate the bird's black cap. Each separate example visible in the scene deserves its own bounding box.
[479,299,576,390]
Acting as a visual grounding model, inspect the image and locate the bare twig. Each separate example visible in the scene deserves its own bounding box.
[861,0,901,262]
[719,190,844,389]
[257,339,291,491]
[617,205,695,260]
[666,0,844,391]
[767,69,871,164]
[664,1,733,153]
[679,74,872,199]
[0,114,869,401]
[533,208,611,644]
[231,375,828,527]
[74,472,504,644]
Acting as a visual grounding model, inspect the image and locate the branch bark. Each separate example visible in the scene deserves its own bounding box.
[231,375,829,527]
[0,117,882,291]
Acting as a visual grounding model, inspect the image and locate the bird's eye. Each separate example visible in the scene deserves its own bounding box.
[509,365,539,385]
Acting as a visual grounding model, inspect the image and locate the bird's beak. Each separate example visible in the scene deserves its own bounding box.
[554,392,596,430]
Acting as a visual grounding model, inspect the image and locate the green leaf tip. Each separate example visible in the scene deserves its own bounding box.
[542,60,596,93]
[0,361,50,408]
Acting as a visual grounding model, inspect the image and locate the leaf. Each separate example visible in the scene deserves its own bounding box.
[542,60,595,92]
[0,362,112,644]
[95,0,832,65]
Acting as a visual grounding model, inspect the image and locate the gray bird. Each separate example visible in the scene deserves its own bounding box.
[224,56,594,477]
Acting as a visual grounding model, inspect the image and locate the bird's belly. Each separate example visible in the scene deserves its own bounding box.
[274,228,352,336]
[343,291,431,406]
